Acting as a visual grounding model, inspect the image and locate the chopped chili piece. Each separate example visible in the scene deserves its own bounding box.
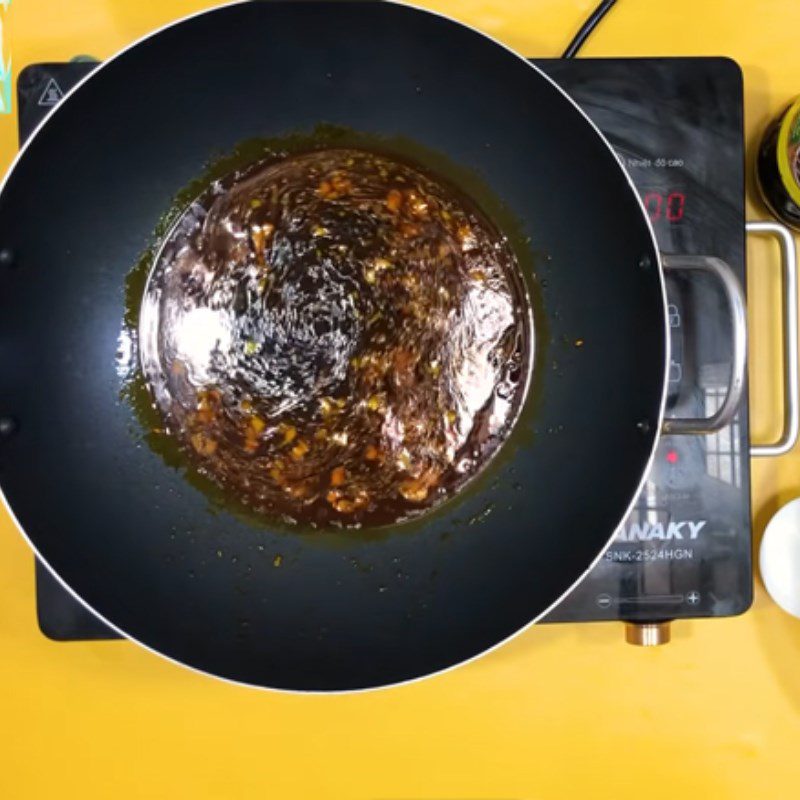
[330,466,346,487]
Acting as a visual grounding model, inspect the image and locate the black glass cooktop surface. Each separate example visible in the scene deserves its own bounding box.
[17,57,748,640]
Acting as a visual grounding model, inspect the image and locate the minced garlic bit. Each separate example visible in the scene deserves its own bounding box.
[290,439,310,460]
[191,432,217,457]
[279,423,297,445]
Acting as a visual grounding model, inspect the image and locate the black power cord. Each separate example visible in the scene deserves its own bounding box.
[562,0,619,58]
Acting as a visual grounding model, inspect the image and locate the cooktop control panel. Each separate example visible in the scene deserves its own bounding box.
[538,58,750,623]
[19,58,749,639]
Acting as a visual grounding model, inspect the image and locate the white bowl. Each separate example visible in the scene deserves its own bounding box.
[760,497,800,617]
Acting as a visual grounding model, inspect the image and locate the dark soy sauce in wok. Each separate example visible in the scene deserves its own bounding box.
[139,148,533,528]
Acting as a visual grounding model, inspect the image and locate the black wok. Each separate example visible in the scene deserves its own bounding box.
[0,1,667,690]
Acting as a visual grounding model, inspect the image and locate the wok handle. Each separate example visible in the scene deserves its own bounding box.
[661,254,747,436]
[748,221,799,457]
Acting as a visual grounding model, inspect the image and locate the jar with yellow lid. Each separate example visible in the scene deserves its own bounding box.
[757,96,800,230]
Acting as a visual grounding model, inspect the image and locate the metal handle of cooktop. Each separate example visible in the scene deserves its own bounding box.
[748,220,800,457]
[661,254,747,436]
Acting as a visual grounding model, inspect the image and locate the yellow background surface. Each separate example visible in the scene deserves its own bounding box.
[1,1,800,798]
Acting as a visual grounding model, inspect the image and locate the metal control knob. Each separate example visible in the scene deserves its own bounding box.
[624,621,671,646]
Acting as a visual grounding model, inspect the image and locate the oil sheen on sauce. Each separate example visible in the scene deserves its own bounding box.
[139,148,533,528]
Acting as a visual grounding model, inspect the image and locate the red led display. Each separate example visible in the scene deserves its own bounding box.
[642,191,686,223]
[665,449,679,464]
